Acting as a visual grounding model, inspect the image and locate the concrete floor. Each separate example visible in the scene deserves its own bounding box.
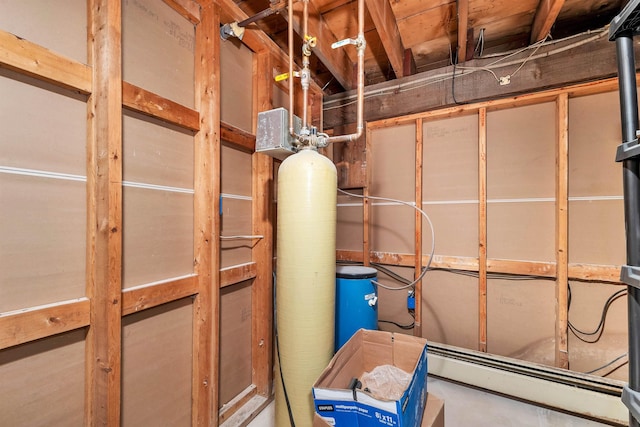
[248,377,611,427]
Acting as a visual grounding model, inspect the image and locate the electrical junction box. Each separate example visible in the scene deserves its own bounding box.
[256,107,302,160]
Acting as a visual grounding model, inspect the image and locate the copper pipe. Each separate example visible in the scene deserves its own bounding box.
[288,0,295,139]
[327,0,364,144]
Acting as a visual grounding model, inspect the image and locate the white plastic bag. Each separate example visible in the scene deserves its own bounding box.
[360,364,411,400]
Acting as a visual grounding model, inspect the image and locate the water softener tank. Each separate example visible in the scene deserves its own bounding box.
[275,148,336,427]
[335,265,378,351]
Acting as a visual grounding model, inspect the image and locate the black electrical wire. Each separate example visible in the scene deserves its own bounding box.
[451,47,467,106]
[273,273,296,427]
[585,353,629,375]
[567,282,627,344]
[378,319,415,330]
[369,262,414,286]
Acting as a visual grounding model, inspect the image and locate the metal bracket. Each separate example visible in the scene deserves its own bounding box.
[616,139,640,162]
[620,265,640,289]
[623,385,640,423]
[610,0,640,40]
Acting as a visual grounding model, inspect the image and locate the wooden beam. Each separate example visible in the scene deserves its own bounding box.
[0,28,91,93]
[414,119,423,337]
[220,263,258,288]
[86,0,123,425]
[0,298,90,350]
[478,108,487,353]
[365,0,405,78]
[221,121,256,153]
[122,82,200,131]
[121,276,199,316]
[555,93,569,369]
[324,33,632,129]
[193,1,219,424]
[530,0,566,43]
[403,48,417,77]
[251,51,274,398]
[456,0,469,63]
[219,384,258,424]
[289,0,354,90]
[164,0,201,24]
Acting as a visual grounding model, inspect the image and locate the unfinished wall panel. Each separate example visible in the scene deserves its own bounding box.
[567,281,628,381]
[122,0,195,107]
[423,114,478,201]
[487,102,556,262]
[0,68,86,312]
[370,124,415,254]
[219,280,253,406]
[487,279,556,365]
[337,195,363,251]
[122,187,194,288]
[0,0,86,64]
[423,203,478,257]
[422,271,478,349]
[376,266,418,332]
[122,111,194,189]
[220,39,254,132]
[221,144,253,268]
[0,69,86,174]
[0,175,85,312]
[121,299,193,427]
[0,330,85,426]
[568,91,625,266]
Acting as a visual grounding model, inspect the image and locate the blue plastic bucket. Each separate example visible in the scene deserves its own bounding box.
[335,265,378,351]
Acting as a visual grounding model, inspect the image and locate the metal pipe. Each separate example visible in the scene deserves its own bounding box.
[326,0,365,144]
[288,0,295,140]
[237,6,279,27]
[302,0,310,129]
[615,33,640,427]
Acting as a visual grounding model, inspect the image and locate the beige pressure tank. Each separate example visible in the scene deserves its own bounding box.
[275,148,337,427]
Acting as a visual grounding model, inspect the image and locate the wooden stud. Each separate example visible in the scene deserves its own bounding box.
[365,0,406,78]
[0,28,92,93]
[121,276,199,316]
[219,384,258,424]
[251,51,274,398]
[0,298,90,350]
[85,0,123,425]
[478,108,488,353]
[363,125,372,266]
[555,93,569,369]
[122,82,200,131]
[414,119,423,337]
[193,1,219,424]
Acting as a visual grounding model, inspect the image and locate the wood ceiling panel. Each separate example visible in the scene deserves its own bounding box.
[391,0,454,21]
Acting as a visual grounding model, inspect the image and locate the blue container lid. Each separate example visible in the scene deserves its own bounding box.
[336,265,377,279]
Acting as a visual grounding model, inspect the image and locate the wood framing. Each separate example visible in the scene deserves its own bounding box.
[251,51,274,398]
[555,93,569,369]
[478,107,488,353]
[85,0,123,424]
[414,118,423,337]
[221,121,256,153]
[122,82,200,131]
[220,263,258,288]
[530,0,566,43]
[163,0,202,24]
[324,34,638,129]
[0,298,90,350]
[365,0,405,78]
[122,277,199,316]
[456,0,469,63]
[0,28,91,93]
[193,1,219,424]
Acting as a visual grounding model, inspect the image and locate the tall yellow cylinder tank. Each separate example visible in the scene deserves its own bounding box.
[275,148,337,427]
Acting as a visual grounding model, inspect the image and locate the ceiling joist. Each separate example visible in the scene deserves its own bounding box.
[364,0,407,78]
[530,0,566,43]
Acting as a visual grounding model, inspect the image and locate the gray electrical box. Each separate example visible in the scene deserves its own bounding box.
[256,107,301,160]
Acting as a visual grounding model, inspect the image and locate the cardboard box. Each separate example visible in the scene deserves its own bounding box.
[313,393,444,427]
[313,329,429,427]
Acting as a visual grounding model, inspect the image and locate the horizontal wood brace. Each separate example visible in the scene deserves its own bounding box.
[122,275,199,316]
[220,262,257,288]
[0,298,90,350]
